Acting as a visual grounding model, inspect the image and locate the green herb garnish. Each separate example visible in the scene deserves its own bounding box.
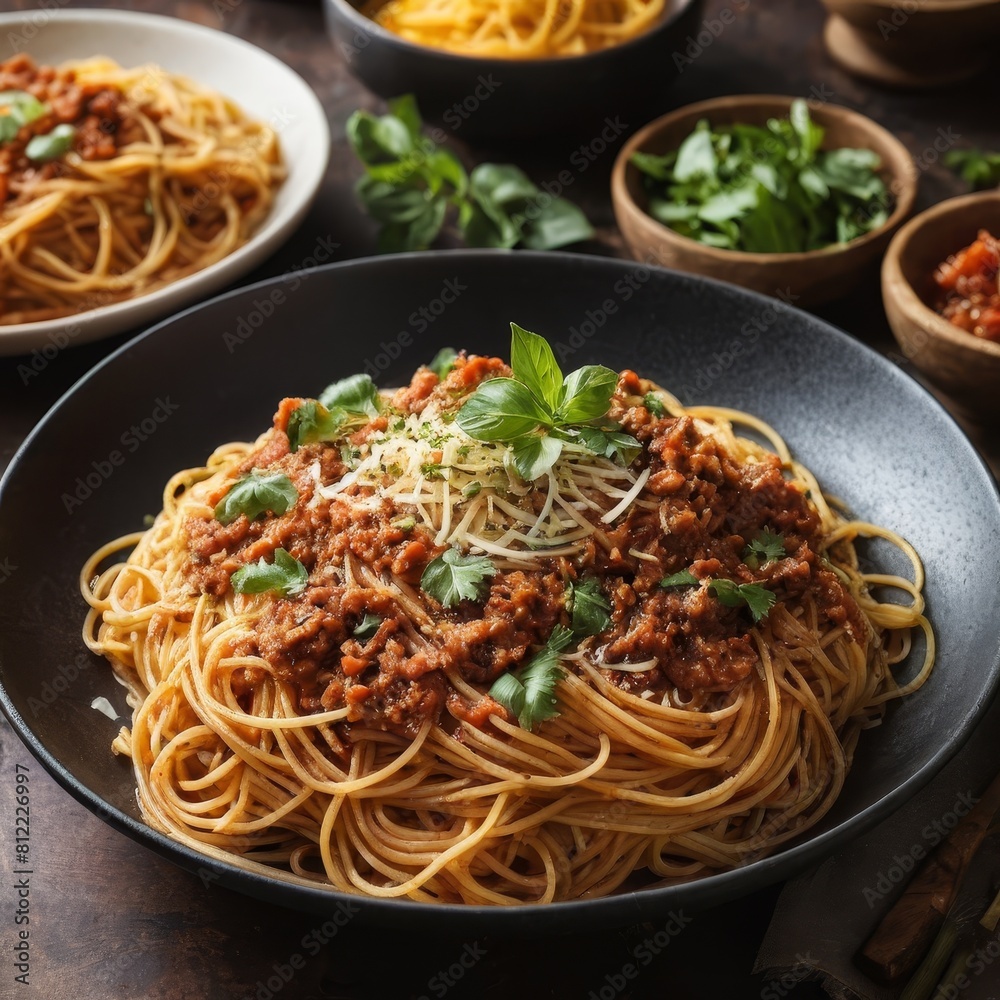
[25,122,74,163]
[743,529,786,569]
[214,471,298,526]
[231,548,308,597]
[0,90,48,143]
[347,95,593,252]
[659,570,775,623]
[420,546,496,608]
[488,625,573,731]
[569,577,612,637]
[428,347,458,380]
[455,324,639,481]
[319,373,381,418]
[353,613,383,640]
[286,401,346,452]
[643,392,666,416]
[945,149,1000,191]
[631,99,890,253]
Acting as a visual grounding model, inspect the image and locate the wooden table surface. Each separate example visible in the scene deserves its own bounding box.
[1,1,998,998]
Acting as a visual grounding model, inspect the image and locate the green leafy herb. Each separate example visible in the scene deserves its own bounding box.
[659,569,775,622]
[286,401,346,452]
[0,90,48,143]
[643,392,666,416]
[488,625,574,731]
[318,374,380,418]
[420,547,496,608]
[569,577,611,637]
[743,529,786,569]
[455,324,637,481]
[231,548,308,597]
[945,148,1000,191]
[25,123,74,163]
[630,100,890,253]
[347,96,593,252]
[214,471,298,526]
[353,613,383,640]
[707,579,776,623]
[428,347,458,380]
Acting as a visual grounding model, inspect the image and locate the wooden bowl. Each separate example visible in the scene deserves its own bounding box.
[882,191,1000,416]
[610,95,917,307]
[820,0,1000,88]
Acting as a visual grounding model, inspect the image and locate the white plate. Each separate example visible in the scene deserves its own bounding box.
[0,8,330,356]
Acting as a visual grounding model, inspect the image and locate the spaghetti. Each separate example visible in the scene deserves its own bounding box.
[363,0,667,57]
[0,55,284,325]
[82,340,932,904]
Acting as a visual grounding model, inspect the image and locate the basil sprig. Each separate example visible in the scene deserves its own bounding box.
[347,95,593,253]
[214,471,298,526]
[488,625,573,731]
[455,324,639,481]
[286,374,381,451]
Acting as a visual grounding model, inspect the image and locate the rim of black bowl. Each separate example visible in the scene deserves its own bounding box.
[2,249,999,931]
[324,0,702,67]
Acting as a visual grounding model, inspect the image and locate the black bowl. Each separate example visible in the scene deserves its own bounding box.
[323,0,705,142]
[2,250,999,932]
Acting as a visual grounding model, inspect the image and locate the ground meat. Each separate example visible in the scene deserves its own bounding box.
[182,361,866,738]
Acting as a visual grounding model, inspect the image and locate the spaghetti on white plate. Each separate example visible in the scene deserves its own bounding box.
[363,0,666,57]
[0,54,284,325]
[82,325,933,905]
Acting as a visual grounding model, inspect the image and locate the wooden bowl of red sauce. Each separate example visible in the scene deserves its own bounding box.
[882,191,1000,416]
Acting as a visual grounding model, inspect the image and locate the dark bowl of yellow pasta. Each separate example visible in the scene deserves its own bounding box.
[323,0,705,141]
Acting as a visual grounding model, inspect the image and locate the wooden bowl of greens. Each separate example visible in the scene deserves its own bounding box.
[611,95,917,306]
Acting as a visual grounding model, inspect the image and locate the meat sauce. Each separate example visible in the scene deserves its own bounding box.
[0,56,136,206]
[181,357,864,738]
[933,229,1000,342]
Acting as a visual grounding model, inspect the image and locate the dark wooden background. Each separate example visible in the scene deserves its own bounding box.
[0,0,998,997]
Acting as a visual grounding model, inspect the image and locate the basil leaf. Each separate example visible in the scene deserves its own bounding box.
[428,347,458,379]
[214,472,298,526]
[518,198,594,250]
[574,426,641,466]
[387,93,423,142]
[569,577,611,637]
[708,579,775,622]
[25,123,74,163]
[456,378,552,441]
[510,323,562,412]
[673,121,716,181]
[319,373,380,417]
[231,548,308,597]
[459,202,520,249]
[489,671,526,721]
[420,547,496,608]
[286,401,346,452]
[510,433,563,482]
[661,570,698,588]
[353,613,383,640]
[556,365,618,424]
[0,90,47,127]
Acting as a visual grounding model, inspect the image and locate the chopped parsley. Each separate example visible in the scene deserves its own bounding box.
[489,625,574,731]
[643,392,666,417]
[353,613,383,640]
[428,347,458,380]
[743,530,786,569]
[569,577,611,637]
[659,569,775,623]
